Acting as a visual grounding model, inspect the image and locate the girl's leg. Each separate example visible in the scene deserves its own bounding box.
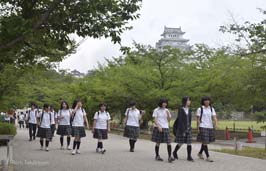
[76,137,81,153]
[155,143,163,161]
[67,136,71,149]
[187,144,194,161]
[167,143,174,163]
[45,139,50,151]
[173,144,182,159]
[40,138,44,149]
[60,136,64,148]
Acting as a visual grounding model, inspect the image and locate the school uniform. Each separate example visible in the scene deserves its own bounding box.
[175,107,192,144]
[123,108,141,140]
[36,111,53,140]
[18,114,25,128]
[93,111,111,140]
[28,109,38,140]
[56,109,72,136]
[50,111,56,137]
[196,106,216,144]
[71,108,86,138]
[151,107,171,144]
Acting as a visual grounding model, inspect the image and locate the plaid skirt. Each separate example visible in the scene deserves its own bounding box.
[123,125,140,139]
[175,130,192,144]
[57,125,71,136]
[197,127,215,144]
[93,129,108,140]
[36,127,52,139]
[71,126,86,138]
[151,127,171,144]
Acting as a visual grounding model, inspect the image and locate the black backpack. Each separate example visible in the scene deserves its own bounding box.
[173,118,178,136]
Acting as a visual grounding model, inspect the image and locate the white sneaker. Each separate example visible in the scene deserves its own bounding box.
[67,146,71,150]
[76,150,81,154]
[96,148,100,153]
[45,147,49,152]
[72,150,76,155]
[40,146,44,150]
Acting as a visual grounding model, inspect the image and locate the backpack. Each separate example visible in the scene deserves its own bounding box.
[39,111,52,127]
[172,118,178,136]
[199,106,213,123]
[97,111,110,129]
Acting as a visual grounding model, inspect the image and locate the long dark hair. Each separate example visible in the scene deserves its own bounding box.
[182,96,190,107]
[72,99,82,109]
[60,101,69,110]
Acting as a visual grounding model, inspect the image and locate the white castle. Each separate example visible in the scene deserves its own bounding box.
[156,26,190,51]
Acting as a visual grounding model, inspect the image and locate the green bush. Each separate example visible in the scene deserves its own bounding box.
[0,122,17,135]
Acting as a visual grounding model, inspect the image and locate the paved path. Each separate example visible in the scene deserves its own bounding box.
[11,128,266,171]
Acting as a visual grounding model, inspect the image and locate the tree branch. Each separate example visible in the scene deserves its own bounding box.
[0,0,62,50]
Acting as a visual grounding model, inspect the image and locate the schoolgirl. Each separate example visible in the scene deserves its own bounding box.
[196,96,218,162]
[27,103,38,141]
[50,106,56,141]
[92,103,111,154]
[151,98,174,163]
[56,101,72,150]
[123,101,143,152]
[71,99,89,155]
[36,104,54,151]
[173,97,194,162]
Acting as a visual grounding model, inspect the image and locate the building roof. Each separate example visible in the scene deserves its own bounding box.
[160,26,185,36]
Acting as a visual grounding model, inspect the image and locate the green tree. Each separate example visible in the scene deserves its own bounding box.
[0,0,142,68]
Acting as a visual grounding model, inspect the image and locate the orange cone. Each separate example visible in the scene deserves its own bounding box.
[246,128,256,143]
[225,127,230,140]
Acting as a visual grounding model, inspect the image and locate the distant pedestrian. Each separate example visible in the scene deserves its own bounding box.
[27,103,38,141]
[56,101,72,150]
[18,112,25,128]
[123,101,144,152]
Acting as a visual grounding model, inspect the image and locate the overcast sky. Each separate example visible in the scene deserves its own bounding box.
[59,0,266,73]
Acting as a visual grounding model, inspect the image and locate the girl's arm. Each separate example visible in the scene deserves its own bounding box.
[92,119,96,133]
[213,115,218,129]
[84,115,89,129]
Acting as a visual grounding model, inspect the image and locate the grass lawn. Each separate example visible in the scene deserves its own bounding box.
[214,147,266,160]
[168,120,265,132]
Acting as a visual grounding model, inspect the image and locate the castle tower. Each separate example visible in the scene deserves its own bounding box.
[156,26,190,51]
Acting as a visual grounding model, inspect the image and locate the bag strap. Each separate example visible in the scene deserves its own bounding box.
[200,106,213,123]
[125,108,130,125]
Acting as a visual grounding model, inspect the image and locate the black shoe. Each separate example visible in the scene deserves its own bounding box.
[155,156,163,161]
[173,152,178,159]
[187,157,194,162]
[130,149,134,152]
[29,138,32,141]
[168,157,175,163]
[33,136,35,140]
